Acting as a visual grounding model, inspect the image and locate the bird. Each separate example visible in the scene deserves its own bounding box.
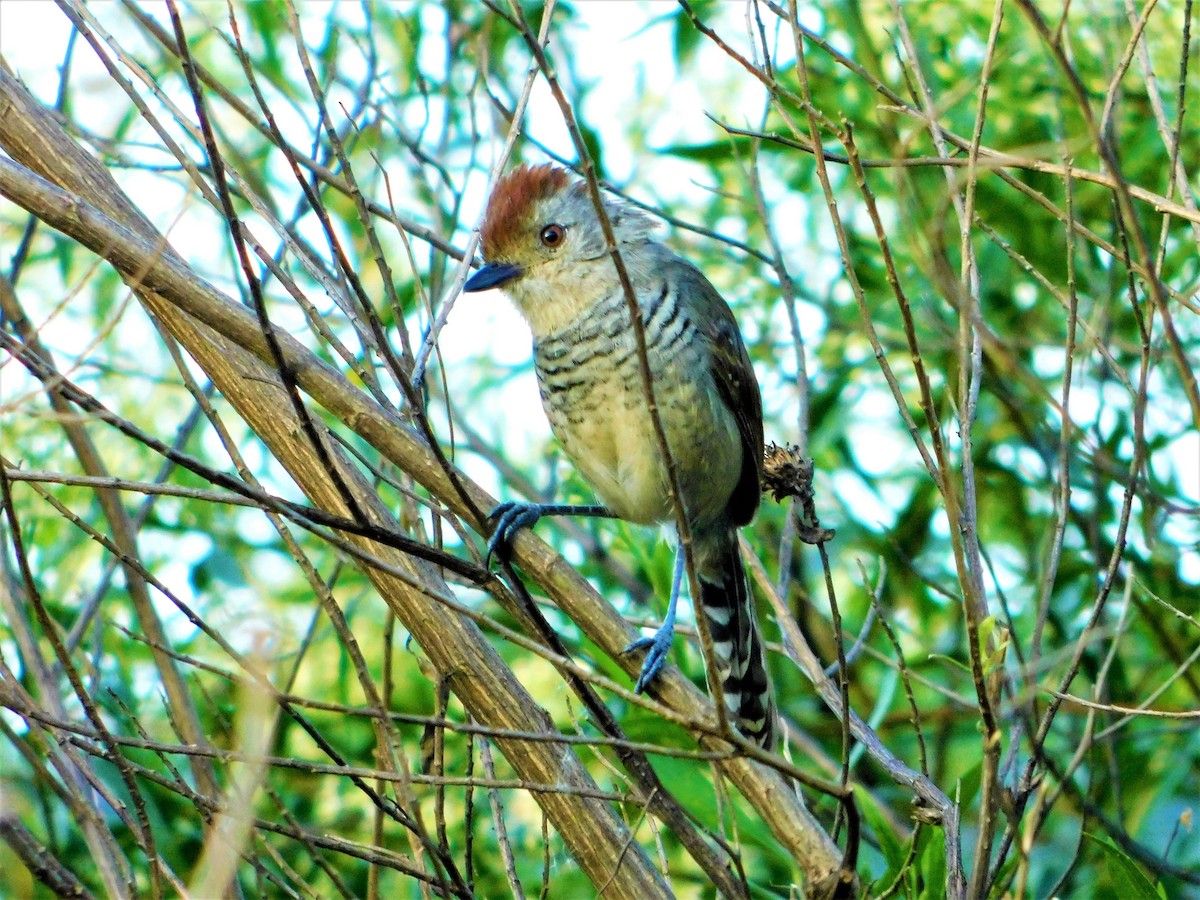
[463,163,776,748]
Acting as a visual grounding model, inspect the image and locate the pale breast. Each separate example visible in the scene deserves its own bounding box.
[532,284,743,528]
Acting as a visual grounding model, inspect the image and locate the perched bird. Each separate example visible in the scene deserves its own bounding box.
[464,164,776,748]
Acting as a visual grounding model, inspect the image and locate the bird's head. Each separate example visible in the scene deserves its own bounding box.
[463,164,659,332]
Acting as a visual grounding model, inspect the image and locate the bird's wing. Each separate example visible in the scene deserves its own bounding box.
[683,264,764,527]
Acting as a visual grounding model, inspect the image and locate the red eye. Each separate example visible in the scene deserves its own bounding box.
[539,224,565,247]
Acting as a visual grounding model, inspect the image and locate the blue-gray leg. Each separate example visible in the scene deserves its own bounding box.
[625,546,685,693]
[486,502,612,567]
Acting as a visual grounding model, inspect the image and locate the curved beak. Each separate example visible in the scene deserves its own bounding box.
[464,262,523,292]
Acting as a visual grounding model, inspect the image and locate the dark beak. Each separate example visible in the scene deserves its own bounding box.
[464,262,523,292]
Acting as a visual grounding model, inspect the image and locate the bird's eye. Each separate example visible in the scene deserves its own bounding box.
[539,224,566,248]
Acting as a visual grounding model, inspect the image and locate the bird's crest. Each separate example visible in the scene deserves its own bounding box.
[480,164,570,261]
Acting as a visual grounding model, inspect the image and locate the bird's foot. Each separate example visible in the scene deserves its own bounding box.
[624,621,676,694]
[485,501,546,567]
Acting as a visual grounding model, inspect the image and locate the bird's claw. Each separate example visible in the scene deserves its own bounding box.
[485,502,545,567]
[624,623,676,694]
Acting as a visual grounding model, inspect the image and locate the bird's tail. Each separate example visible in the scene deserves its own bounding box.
[694,531,777,748]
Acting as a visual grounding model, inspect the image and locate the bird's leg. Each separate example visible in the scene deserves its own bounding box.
[625,545,686,693]
[486,502,612,566]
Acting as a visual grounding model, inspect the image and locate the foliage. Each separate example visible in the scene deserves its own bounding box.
[0,1,1196,897]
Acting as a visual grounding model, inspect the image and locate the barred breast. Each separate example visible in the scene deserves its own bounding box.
[533,280,743,529]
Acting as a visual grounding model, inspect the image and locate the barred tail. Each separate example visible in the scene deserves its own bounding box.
[695,531,777,748]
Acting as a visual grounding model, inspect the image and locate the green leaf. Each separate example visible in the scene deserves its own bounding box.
[578,123,605,180]
[957,760,983,809]
[917,825,947,900]
[660,139,743,162]
[855,784,905,874]
[927,653,972,673]
[977,615,996,651]
[671,0,715,63]
[1084,833,1160,900]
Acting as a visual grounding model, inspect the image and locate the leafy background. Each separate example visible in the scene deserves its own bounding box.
[1,1,1196,897]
